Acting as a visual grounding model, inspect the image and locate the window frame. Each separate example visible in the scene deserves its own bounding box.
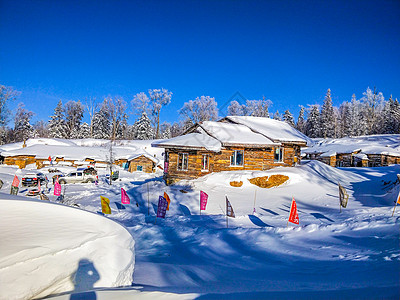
[230,150,244,167]
[274,147,284,163]
[201,154,209,171]
[137,165,143,172]
[177,153,189,171]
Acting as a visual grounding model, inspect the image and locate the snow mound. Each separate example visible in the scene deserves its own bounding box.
[0,196,135,300]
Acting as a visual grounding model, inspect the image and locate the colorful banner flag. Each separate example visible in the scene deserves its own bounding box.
[200,191,208,211]
[157,196,168,218]
[54,178,62,196]
[12,175,20,187]
[121,188,130,204]
[288,197,299,224]
[226,196,235,218]
[397,188,400,205]
[164,192,171,210]
[339,183,349,208]
[100,196,111,214]
[48,156,52,161]
[38,180,41,192]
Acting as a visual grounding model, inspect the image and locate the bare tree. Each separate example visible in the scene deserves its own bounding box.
[104,96,128,141]
[83,97,98,138]
[149,88,172,138]
[179,96,218,124]
[0,84,20,126]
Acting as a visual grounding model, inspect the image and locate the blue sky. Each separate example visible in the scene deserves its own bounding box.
[0,0,399,126]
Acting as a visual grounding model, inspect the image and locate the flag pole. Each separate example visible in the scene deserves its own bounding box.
[154,216,157,225]
[392,202,398,217]
[287,197,293,227]
[147,182,150,216]
[253,189,257,214]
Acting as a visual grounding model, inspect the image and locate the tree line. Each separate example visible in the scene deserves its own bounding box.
[0,84,399,144]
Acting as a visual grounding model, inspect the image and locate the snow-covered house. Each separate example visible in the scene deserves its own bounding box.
[126,153,160,173]
[152,116,311,185]
[303,135,400,167]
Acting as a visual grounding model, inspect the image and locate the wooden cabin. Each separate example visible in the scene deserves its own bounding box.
[153,116,309,185]
[127,154,159,173]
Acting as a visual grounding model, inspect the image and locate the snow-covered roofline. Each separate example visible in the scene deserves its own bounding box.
[152,133,222,152]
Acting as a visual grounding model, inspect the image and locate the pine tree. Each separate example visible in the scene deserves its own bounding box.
[306,105,320,138]
[48,100,68,138]
[134,112,154,140]
[320,89,336,138]
[78,122,90,138]
[283,110,295,127]
[296,106,306,133]
[92,105,110,139]
[65,100,84,138]
[273,110,281,121]
[338,102,352,137]
[14,103,35,142]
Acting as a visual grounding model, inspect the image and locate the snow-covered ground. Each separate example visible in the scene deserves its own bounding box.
[0,160,399,299]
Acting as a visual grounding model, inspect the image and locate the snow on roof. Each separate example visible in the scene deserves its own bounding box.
[198,121,278,147]
[303,135,400,157]
[127,152,160,164]
[152,133,222,152]
[225,116,312,146]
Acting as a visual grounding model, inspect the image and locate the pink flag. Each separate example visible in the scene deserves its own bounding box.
[288,197,299,225]
[54,178,61,196]
[200,191,208,211]
[38,180,41,192]
[121,188,130,204]
[12,175,20,187]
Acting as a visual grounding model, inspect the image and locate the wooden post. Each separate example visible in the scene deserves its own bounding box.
[147,182,150,216]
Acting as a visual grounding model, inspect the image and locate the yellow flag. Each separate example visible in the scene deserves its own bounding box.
[397,190,400,204]
[100,196,111,214]
[164,192,171,211]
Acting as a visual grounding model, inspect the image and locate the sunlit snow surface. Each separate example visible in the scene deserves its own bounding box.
[0,158,399,299]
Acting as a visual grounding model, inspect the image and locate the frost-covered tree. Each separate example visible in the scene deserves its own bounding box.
[0,84,19,126]
[77,122,90,139]
[131,92,150,117]
[65,100,84,138]
[360,87,384,134]
[160,122,172,139]
[273,110,282,121]
[104,96,128,140]
[283,110,295,127]
[338,102,352,137]
[149,88,172,138]
[179,96,218,124]
[33,120,49,138]
[306,105,320,138]
[134,112,154,140]
[227,100,245,116]
[14,103,35,142]
[48,100,68,138]
[244,97,271,117]
[320,89,336,138]
[296,106,306,133]
[171,122,182,137]
[92,102,111,139]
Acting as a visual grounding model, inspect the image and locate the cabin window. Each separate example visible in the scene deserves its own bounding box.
[177,153,188,171]
[202,155,209,171]
[230,150,244,166]
[274,147,284,162]
[137,165,143,171]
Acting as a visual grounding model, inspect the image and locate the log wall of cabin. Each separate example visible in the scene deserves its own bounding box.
[128,156,155,173]
[164,145,297,184]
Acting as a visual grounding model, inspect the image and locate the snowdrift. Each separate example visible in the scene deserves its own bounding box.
[0,195,135,300]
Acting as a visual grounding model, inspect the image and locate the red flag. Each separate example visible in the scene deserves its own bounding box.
[12,175,20,187]
[288,197,299,225]
[200,191,208,211]
[48,156,52,161]
[164,192,171,210]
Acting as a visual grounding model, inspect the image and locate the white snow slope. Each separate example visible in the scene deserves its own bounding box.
[0,160,399,299]
[0,195,135,300]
